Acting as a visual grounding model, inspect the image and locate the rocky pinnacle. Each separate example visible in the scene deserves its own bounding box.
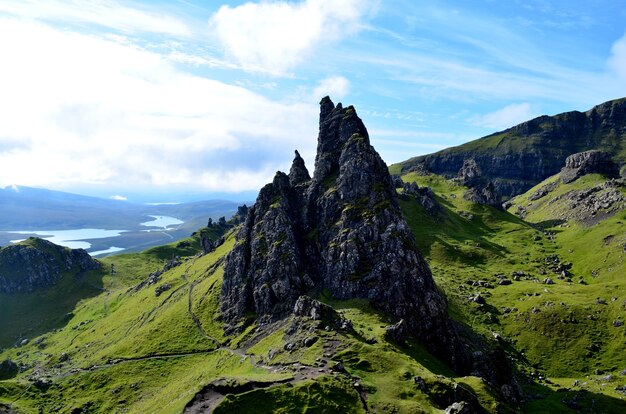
[220,97,469,372]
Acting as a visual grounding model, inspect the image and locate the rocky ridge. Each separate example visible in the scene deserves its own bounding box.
[396,97,626,198]
[0,238,100,293]
[221,97,470,372]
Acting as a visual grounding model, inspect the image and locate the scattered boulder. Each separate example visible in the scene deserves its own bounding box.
[529,181,558,201]
[444,401,475,414]
[154,284,172,297]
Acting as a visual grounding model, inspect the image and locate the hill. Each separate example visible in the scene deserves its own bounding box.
[1,98,626,413]
[391,97,626,198]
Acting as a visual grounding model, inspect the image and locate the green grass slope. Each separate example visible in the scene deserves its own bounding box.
[398,171,626,412]
[2,173,626,413]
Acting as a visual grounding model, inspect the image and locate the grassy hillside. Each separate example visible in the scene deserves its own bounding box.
[398,171,626,411]
[1,173,626,412]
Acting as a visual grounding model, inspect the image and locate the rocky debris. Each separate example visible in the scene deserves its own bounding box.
[457,158,481,186]
[154,283,172,297]
[470,294,486,305]
[543,278,554,285]
[560,150,620,184]
[0,359,18,380]
[72,320,92,330]
[459,211,474,221]
[221,97,470,373]
[134,257,181,291]
[529,181,559,201]
[384,319,409,343]
[543,255,573,278]
[292,296,338,323]
[0,238,100,294]
[444,401,475,414]
[396,97,626,198]
[557,181,625,224]
[401,182,443,217]
[412,376,427,390]
[463,182,501,209]
[613,320,624,327]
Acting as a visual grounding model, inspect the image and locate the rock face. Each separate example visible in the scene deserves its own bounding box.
[0,238,100,294]
[560,150,620,184]
[221,97,469,371]
[463,182,502,209]
[397,97,626,197]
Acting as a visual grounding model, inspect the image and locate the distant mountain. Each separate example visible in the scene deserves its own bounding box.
[0,185,243,255]
[391,97,626,198]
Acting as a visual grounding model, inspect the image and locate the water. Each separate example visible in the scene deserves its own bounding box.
[9,229,126,250]
[90,246,125,256]
[6,215,184,257]
[140,215,183,229]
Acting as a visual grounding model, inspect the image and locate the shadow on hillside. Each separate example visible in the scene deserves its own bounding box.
[0,268,106,348]
[523,381,626,413]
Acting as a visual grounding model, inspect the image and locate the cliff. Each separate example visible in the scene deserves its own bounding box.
[394,97,626,198]
[0,238,100,293]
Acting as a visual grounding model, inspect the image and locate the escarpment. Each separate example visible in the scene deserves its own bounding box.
[0,238,100,293]
[221,97,470,372]
[397,97,626,198]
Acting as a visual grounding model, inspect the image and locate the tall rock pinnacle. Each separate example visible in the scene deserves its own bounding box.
[221,97,469,372]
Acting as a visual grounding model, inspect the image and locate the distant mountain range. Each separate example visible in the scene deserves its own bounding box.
[0,185,244,255]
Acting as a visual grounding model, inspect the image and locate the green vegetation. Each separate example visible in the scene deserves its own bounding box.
[2,170,626,412]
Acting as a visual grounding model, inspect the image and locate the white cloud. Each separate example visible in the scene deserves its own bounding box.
[0,0,191,36]
[467,103,538,130]
[0,18,319,193]
[110,195,127,201]
[609,32,626,83]
[313,76,350,99]
[208,0,369,75]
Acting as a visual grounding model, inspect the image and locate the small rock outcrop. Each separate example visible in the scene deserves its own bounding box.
[221,97,470,372]
[457,158,481,186]
[463,182,502,209]
[0,238,100,294]
[401,182,443,217]
[560,150,620,183]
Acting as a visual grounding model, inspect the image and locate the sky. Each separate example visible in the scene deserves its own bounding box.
[0,0,625,203]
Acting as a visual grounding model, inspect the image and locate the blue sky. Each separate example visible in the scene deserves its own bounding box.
[0,0,625,202]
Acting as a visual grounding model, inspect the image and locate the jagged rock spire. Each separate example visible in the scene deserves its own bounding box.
[288,150,310,186]
[221,97,470,373]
